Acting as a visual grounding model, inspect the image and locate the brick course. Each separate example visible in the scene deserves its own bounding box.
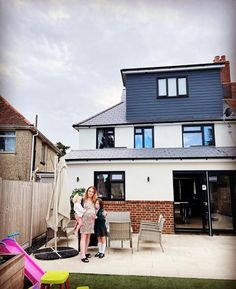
[103,200,174,234]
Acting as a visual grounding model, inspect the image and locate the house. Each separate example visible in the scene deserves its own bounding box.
[0,96,59,182]
[66,55,236,235]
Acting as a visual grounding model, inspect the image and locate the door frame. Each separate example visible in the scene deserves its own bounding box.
[173,170,236,235]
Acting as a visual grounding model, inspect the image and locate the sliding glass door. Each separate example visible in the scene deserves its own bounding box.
[173,171,236,235]
[209,173,235,231]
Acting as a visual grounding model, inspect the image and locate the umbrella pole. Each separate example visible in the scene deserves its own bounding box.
[54,230,57,251]
[54,156,58,251]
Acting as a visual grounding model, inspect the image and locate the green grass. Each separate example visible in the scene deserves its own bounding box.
[52,273,236,289]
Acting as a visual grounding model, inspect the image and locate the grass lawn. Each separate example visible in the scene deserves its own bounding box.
[51,273,236,289]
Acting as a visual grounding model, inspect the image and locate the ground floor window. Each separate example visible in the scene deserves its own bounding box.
[94,171,125,200]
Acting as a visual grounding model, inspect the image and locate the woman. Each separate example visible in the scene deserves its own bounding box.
[80,186,97,262]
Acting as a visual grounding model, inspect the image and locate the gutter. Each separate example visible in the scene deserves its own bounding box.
[29,115,39,181]
[65,156,236,162]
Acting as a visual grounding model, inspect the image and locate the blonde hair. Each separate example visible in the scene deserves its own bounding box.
[72,193,81,204]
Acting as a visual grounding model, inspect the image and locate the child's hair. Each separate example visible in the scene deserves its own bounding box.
[84,186,97,203]
[96,198,104,209]
[72,193,81,204]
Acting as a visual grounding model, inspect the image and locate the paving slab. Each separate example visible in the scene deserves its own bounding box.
[32,234,236,280]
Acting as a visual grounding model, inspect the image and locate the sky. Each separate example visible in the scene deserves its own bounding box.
[0,0,236,150]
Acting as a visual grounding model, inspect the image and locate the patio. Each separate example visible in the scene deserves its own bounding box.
[32,233,236,280]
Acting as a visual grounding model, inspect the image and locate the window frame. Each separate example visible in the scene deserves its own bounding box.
[182,124,215,147]
[40,143,46,165]
[94,171,125,201]
[96,127,115,149]
[134,126,154,148]
[157,76,188,98]
[0,130,16,153]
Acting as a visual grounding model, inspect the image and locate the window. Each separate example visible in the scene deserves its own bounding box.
[41,143,46,164]
[182,125,215,147]
[94,171,125,200]
[0,131,16,152]
[97,128,114,149]
[157,77,188,98]
[134,127,154,148]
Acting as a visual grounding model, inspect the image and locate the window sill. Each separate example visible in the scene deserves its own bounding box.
[0,151,16,154]
[157,95,189,99]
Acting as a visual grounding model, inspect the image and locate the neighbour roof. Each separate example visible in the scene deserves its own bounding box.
[121,62,225,86]
[65,147,236,162]
[73,101,129,128]
[0,95,32,126]
[0,95,59,153]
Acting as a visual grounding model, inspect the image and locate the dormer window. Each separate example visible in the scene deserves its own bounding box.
[97,128,114,149]
[157,77,188,98]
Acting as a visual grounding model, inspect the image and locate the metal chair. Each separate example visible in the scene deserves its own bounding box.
[137,217,165,252]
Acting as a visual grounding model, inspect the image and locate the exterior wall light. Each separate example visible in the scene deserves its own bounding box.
[77,177,80,182]
[147,177,150,182]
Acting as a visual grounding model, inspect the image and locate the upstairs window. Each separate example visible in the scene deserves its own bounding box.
[0,131,16,152]
[157,77,188,98]
[134,127,154,148]
[95,171,125,200]
[97,128,114,149]
[182,124,215,147]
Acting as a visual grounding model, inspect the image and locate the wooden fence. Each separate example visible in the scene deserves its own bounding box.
[0,178,53,246]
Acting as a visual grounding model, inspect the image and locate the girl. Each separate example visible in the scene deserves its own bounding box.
[94,198,108,258]
[80,186,97,263]
[72,193,86,236]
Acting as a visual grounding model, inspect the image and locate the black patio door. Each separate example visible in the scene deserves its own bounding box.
[208,172,236,233]
[174,171,236,235]
[173,172,209,233]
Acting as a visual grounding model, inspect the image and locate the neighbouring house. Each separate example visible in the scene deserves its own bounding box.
[66,55,236,235]
[0,96,59,182]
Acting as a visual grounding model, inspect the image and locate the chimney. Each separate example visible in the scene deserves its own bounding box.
[213,55,231,83]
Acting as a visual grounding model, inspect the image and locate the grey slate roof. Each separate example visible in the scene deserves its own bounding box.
[73,101,129,128]
[66,147,236,162]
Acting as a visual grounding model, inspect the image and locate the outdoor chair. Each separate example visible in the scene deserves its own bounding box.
[107,221,133,253]
[45,220,76,247]
[139,214,164,230]
[137,217,165,252]
[106,211,131,223]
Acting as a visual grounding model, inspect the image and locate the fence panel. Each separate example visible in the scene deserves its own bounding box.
[32,182,53,239]
[0,178,52,246]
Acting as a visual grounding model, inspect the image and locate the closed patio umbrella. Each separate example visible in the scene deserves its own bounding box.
[33,157,78,260]
[46,157,71,250]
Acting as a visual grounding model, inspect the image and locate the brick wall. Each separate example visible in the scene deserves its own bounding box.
[103,200,174,234]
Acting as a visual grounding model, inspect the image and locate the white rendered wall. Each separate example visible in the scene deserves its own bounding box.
[79,128,96,149]
[115,126,134,148]
[215,122,236,147]
[154,124,182,148]
[78,122,236,150]
[66,160,236,202]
